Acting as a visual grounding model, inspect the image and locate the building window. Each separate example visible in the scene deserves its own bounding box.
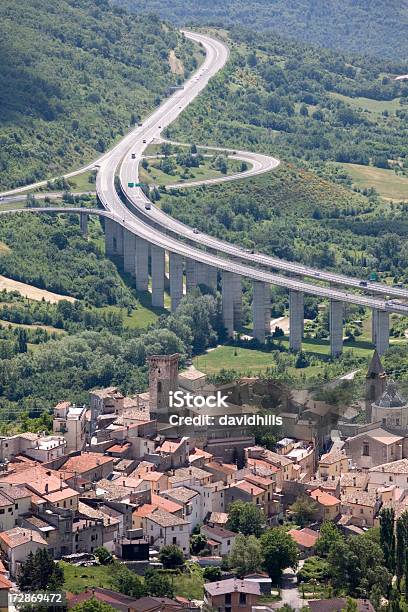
[225,593,231,605]
[363,443,369,456]
[239,593,246,605]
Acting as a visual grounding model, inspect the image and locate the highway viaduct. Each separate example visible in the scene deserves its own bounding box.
[7,205,399,359]
[1,33,406,359]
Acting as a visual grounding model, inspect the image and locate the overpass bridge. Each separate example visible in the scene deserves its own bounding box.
[1,32,406,359]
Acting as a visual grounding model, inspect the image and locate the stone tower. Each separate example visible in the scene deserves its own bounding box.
[148,354,179,418]
[366,350,387,422]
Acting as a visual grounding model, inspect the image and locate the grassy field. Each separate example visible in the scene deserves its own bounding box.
[139,157,244,187]
[0,200,28,211]
[0,319,65,334]
[61,562,204,599]
[340,163,408,201]
[96,301,159,329]
[193,337,375,378]
[330,92,402,115]
[67,171,96,193]
[60,562,116,594]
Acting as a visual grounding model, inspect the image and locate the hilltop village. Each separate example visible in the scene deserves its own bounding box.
[0,351,404,609]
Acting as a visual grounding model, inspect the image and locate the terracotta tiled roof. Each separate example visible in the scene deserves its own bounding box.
[319,450,348,465]
[43,487,78,503]
[146,508,189,528]
[310,488,340,507]
[59,452,113,476]
[289,528,319,548]
[151,494,183,514]
[0,527,46,549]
[157,440,184,454]
[341,491,377,508]
[202,524,236,540]
[232,480,264,496]
[163,487,199,504]
[133,504,157,518]
[369,458,408,474]
[0,574,12,589]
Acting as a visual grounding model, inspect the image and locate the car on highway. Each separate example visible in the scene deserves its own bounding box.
[193,228,200,234]
[359,281,367,287]
[131,153,136,159]
[143,139,147,143]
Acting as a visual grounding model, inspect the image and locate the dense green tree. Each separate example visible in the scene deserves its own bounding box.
[94,547,113,565]
[227,500,264,537]
[145,569,174,598]
[18,550,64,592]
[112,565,145,599]
[158,545,184,569]
[228,534,263,576]
[260,528,298,583]
[315,522,343,557]
[327,533,391,598]
[190,533,208,555]
[380,508,395,572]
[203,566,222,581]
[289,496,318,527]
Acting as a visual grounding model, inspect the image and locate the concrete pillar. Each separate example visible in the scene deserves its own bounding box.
[104,218,116,256]
[186,258,198,293]
[222,271,235,337]
[252,281,270,343]
[371,308,378,345]
[289,290,304,351]
[151,245,165,308]
[195,262,208,287]
[196,263,218,291]
[169,253,183,313]
[330,299,344,358]
[232,274,242,329]
[123,230,136,276]
[206,266,218,290]
[114,222,124,256]
[79,212,88,237]
[135,237,149,292]
[372,309,389,355]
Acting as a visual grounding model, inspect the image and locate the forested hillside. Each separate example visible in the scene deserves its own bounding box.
[116,0,408,59]
[0,0,198,190]
[166,29,408,168]
[159,28,408,285]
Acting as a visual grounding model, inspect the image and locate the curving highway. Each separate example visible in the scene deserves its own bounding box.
[115,31,408,304]
[92,31,408,319]
[1,30,408,325]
